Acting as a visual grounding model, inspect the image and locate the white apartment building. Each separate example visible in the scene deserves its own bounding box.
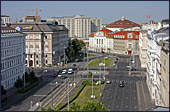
[11,20,69,68]
[146,26,169,106]
[139,22,159,68]
[47,15,102,39]
[1,26,26,90]
[160,39,169,107]
[1,15,10,25]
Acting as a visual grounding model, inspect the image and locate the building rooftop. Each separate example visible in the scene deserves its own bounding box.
[11,22,68,32]
[106,16,140,28]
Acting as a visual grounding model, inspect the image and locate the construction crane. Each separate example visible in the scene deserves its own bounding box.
[18,8,42,22]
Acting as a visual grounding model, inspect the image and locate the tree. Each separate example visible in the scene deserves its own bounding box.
[29,71,36,81]
[22,72,31,83]
[14,78,24,90]
[80,100,109,111]
[70,102,80,111]
[1,85,7,96]
[80,100,96,111]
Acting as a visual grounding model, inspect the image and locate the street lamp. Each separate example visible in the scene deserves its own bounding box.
[104,57,107,79]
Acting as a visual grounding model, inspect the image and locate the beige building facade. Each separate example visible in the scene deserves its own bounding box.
[11,21,69,68]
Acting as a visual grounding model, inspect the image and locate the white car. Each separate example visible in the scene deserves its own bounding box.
[68,69,73,74]
[106,80,111,84]
[58,74,62,78]
[62,70,67,74]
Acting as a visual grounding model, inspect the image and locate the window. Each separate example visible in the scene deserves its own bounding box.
[30,36,33,39]
[46,60,48,64]
[36,61,38,64]
[45,36,47,39]
[128,33,133,38]
[128,44,132,48]
[36,55,38,58]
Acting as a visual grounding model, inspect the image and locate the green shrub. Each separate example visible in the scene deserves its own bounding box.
[16,82,39,94]
[53,80,88,111]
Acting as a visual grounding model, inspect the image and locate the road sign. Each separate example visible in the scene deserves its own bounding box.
[73,83,76,88]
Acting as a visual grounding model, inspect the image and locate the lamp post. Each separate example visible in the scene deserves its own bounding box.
[64,45,66,66]
[87,46,89,80]
[104,57,107,79]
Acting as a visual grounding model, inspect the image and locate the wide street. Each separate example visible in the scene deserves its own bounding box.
[99,55,153,111]
[2,52,153,111]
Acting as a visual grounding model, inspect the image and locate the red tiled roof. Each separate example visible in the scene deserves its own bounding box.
[107,31,140,39]
[89,33,95,37]
[89,28,113,37]
[106,19,140,28]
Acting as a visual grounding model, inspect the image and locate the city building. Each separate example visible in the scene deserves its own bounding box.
[1,26,26,90]
[159,38,169,107]
[11,20,69,68]
[1,15,10,25]
[47,15,102,39]
[89,16,140,55]
[106,16,140,32]
[139,21,159,68]
[89,28,140,55]
[146,26,169,106]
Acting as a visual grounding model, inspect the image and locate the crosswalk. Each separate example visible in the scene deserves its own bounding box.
[110,79,139,84]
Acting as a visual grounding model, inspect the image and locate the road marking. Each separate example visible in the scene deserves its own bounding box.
[116,105,119,108]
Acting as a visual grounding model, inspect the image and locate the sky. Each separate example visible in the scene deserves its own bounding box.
[1,1,169,24]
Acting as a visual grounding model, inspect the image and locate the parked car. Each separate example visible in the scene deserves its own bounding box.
[119,81,124,87]
[106,80,111,84]
[75,59,79,62]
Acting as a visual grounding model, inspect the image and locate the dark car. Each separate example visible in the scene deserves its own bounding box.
[115,60,118,63]
[119,81,124,87]
[73,64,77,67]
[72,68,77,71]
[61,76,67,79]
[53,73,57,77]
[57,70,62,74]
[131,67,137,71]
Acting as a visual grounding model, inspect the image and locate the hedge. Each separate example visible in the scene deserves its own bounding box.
[53,80,88,111]
[16,82,39,94]
[1,97,7,103]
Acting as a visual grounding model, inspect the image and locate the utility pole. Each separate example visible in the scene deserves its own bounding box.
[68,83,70,111]
[87,46,89,80]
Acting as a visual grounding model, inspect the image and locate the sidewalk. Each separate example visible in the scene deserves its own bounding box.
[1,81,47,111]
